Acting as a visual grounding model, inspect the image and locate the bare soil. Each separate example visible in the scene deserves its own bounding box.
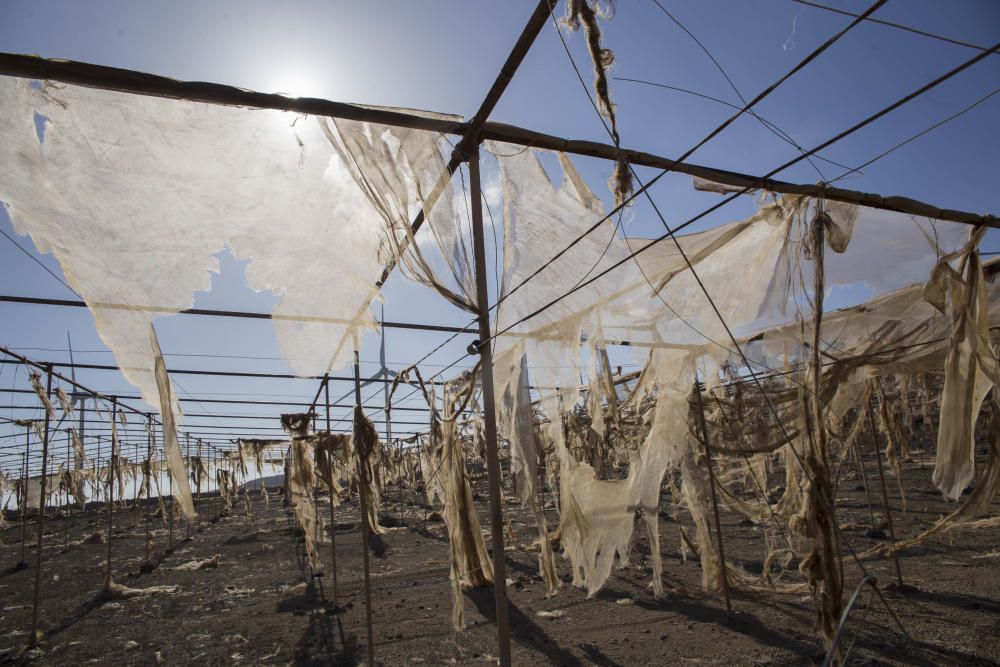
[1,446,998,666]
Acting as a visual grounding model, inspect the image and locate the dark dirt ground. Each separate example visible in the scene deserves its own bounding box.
[1,442,999,666]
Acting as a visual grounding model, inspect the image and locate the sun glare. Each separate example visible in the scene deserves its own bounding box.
[267,71,321,99]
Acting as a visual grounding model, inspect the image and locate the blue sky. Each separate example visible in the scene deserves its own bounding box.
[1,0,998,462]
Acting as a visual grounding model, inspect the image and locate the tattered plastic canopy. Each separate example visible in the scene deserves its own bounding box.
[0,78,472,404]
[1,77,996,598]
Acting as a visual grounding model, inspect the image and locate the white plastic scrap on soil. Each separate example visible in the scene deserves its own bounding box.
[173,554,222,571]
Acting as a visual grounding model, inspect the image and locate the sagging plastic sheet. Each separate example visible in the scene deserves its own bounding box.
[0,76,472,494]
[488,141,982,596]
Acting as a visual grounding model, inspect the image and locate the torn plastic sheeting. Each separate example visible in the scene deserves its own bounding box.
[925,229,999,500]
[152,325,197,520]
[0,77,461,437]
[283,413,323,571]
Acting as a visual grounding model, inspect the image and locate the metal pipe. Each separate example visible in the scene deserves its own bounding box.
[692,379,732,614]
[323,375,338,606]
[96,436,103,507]
[865,392,904,587]
[28,367,53,647]
[77,396,86,515]
[104,396,117,588]
[0,294,468,331]
[0,357,449,384]
[852,437,878,534]
[0,53,993,228]
[353,351,376,665]
[0,347,229,460]
[64,428,70,551]
[196,438,202,530]
[168,434,174,550]
[469,148,513,667]
[18,428,29,567]
[145,414,153,562]
[0,387,432,411]
[383,402,394,528]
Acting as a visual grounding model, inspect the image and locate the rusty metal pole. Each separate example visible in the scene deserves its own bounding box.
[353,351,376,665]
[468,147,513,667]
[29,367,54,646]
[692,378,732,614]
[105,396,118,588]
[323,374,339,606]
[865,393,904,587]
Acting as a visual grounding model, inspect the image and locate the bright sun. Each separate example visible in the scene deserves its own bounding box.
[267,71,321,99]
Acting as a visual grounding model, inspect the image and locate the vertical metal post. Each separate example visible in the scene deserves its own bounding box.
[208,447,214,519]
[196,438,202,529]
[206,446,211,519]
[131,438,139,525]
[852,438,877,534]
[79,394,87,513]
[168,431,174,550]
[73,395,86,540]
[865,393,903,587]
[468,147,512,667]
[397,436,405,528]
[29,367,54,646]
[79,396,86,469]
[216,448,221,518]
[64,429,71,551]
[385,410,394,525]
[353,351,376,665]
[18,427,30,567]
[105,397,117,587]
[209,447,214,519]
[215,449,221,519]
[323,374,339,605]
[208,445,213,519]
[145,414,153,562]
[692,379,732,614]
[57,436,64,517]
[96,435,103,506]
[185,434,192,538]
